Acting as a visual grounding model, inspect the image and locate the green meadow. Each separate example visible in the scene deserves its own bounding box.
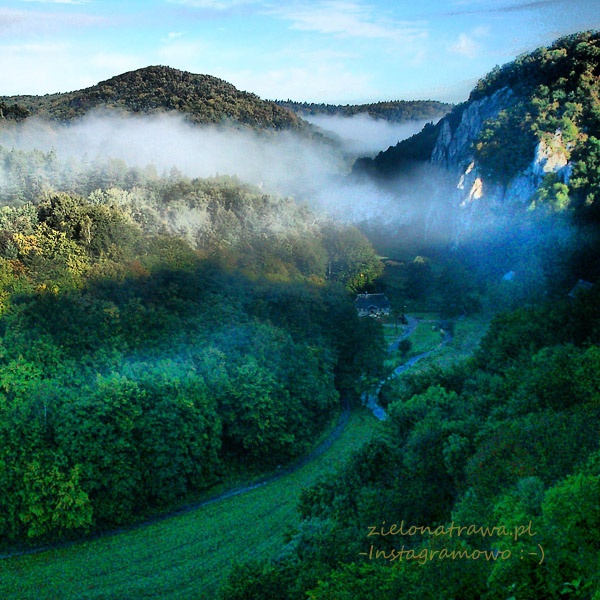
[0,408,378,599]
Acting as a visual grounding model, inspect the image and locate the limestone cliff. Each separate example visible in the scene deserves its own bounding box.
[426,86,573,244]
[353,31,600,246]
[431,87,514,172]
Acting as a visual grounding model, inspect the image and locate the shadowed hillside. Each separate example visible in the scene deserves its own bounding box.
[0,66,307,131]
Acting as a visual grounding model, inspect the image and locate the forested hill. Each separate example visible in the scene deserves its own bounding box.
[353,30,600,221]
[0,150,387,547]
[0,66,307,130]
[275,99,452,123]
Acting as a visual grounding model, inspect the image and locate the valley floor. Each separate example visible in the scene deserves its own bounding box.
[0,313,489,599]
[0,408,378,599]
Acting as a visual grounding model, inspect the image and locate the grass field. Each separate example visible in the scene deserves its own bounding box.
[0,408,378,600]
[397,314,491,376]
[403,322,444,358]
[383,313,445,369]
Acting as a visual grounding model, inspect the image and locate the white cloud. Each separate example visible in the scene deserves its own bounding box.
[270,1,428,43]
[450,33,479,57]
[0,7,108,35]
[167,0,260,9]
[448,0,565,15]
[449,26,489,58]
[19,0,91,4]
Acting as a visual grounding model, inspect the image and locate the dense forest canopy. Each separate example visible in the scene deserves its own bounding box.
[0,143,386,546]
[0,66,307,131]
[218,32,600,600]
[0,31,599,600]
[220,288,600,599]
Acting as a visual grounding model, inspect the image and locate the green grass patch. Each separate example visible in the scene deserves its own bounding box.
[414,314,490,371]
[0,408,378,600]
[392,314,490,377]
[379,314,491,408]
[410,312,441,321]
[384,315,445,369]
[404,322,444,358]
[381,322,407,344]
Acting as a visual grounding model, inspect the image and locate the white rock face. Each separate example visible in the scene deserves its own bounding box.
[532,131,571,185]
[431,87,514,172]
[427,86,573,244]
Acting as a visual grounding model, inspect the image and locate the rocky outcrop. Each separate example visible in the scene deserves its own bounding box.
[427,87,573,244]
[426,88,513,243]
[532,130,571,184]
[431,87,514,172]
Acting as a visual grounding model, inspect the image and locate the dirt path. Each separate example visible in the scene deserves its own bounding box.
[5,319,428,559]
[0,399,351,560]
[386,315,419,352]
[365,317,453,420]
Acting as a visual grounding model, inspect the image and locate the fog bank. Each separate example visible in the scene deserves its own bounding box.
[0,110,566,258]
[302,113,430,156]
[0,111,427,224]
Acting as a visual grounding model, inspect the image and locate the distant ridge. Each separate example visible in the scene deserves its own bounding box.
[275,99,452,123]
[0,66,307,131]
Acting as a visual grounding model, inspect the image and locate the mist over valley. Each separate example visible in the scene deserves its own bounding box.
[2,31,600,600]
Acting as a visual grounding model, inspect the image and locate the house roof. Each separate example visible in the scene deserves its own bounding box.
[354,293,391,310]
[568,279,593,299]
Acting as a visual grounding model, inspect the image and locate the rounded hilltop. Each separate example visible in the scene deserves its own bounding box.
[0,65,307,131]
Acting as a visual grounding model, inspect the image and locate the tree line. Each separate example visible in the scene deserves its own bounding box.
[275,100,452,123]
[0,154,386,547]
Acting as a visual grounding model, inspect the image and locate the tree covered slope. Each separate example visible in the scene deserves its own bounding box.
[354,31,600,221]
[0,146,386,548]
[219,31,600,600]
[0,66,307,130]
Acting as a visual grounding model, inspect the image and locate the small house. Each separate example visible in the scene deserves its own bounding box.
[568,279,593,299]
[355,293,391,318]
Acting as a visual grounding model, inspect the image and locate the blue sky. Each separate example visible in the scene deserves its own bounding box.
[1,0,599,104]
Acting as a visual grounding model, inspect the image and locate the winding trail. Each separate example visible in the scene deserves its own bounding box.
[365,316,453,420]
[2,317,453,560]
[1,316,456,600]
[0,399,351,560]
[387,315,419,352]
